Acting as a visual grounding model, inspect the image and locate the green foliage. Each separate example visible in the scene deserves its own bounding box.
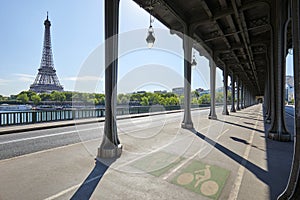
[51,91,66,102]
[39,93,52,101]
[19,91,37,100]
[17,93,29,104]
[216,92,223,103]
[191,97,198,105]
[141,96,149,106]
[31,94,41,105]
[291,98,295,104]
[191,91,200,98]
[199,94,211,104]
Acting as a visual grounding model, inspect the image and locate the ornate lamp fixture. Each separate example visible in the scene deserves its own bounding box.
[191,51,197,68]
[146,1,155,48]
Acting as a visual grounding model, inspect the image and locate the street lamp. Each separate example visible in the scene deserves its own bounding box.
[191,51,197,68]
[146,0,155,48]
[146,24,155,48]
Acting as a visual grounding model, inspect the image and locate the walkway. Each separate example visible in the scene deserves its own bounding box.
[0,104,294,200]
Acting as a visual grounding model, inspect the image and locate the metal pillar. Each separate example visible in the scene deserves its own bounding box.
[244,87,248,108]
[222,65,229,115]
[268,0,290,141]
[98,0,122,158]
[230,72,236,112]
[265,49,272,123]
[209,56,217,119]
[181,26,193,129]
[236,77,241,110]
[241,83,244,109]
[278,0,300,198]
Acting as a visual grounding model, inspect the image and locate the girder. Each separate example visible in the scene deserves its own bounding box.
[132,0,281,96]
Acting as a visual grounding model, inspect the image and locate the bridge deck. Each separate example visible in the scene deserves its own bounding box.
[0,105,294,200]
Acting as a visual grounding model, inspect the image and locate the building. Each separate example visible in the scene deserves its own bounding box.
[172,87,184,96]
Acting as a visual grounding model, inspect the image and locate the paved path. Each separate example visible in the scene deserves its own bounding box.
[0,104,294,200]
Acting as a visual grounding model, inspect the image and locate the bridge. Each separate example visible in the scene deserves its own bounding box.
[99,0,299,199]
[0,0,300,199]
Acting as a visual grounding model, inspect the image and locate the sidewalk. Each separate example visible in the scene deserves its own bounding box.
[0,105,294,200]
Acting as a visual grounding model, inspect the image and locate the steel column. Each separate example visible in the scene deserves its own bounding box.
[236,77,241,110]
[181,26,193,129]
[278,0,300,198]
[268,0,290,141]
[241,83,244,109]
[98,0,122,158]
[209,56,217,119]
[222,65,229,115]
[230,72,236,112]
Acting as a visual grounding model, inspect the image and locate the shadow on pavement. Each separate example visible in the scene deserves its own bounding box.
[190,129,268,183]
[263,106,294,200]
[190,123,293,200]
[217,119,265,134]
[71,158,116,200]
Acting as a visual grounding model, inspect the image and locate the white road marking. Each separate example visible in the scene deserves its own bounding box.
[0,127,100,145]
[228,107,260,200]
[162,127,230,180]
[217,129,229,140]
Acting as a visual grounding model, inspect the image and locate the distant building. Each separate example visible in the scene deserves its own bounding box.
[172,87,184,96]
[200,90,210,96]
[136,91,146,94]
[285,76,294,102]
[154,90,167,94]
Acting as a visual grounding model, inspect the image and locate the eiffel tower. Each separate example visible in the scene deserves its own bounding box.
[30,13,63,93]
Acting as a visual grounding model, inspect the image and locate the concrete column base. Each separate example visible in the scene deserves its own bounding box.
[97,144,122,158]
[181,122,194,129]
[268,132,291,142]
[208,115,217,120]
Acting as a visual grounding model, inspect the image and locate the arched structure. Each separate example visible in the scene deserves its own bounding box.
[99,0,300,198]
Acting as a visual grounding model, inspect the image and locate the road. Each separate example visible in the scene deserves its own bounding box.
[285,105,295,117]
[0,107,217,160]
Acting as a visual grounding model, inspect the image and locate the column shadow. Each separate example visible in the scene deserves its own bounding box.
[217,119,265,134]
[71,158,116,200]
[263,106,294,199]
[189,129,268,184]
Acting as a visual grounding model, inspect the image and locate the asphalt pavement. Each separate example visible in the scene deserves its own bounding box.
[0,105,295,200]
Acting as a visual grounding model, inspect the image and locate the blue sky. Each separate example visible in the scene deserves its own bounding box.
[0,0,293,96]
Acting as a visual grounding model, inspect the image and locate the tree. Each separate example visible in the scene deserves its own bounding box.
[191,97,198,105]
[140,96,149,106]
[199,94,211,104]
[39,93,52,101]
[51,91,66,103]
[17,93,29,104]
[216,92,223,103]
[31,94,41,105]
[192,90,200,98]
[19,91,37,100]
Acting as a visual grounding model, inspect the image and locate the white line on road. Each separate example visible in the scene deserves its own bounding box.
[162,127,230,180]
[44,184,81,200]
[228,107,261,200]
[0,127,99,145]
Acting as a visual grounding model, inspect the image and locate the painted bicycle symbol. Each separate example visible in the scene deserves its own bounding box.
[176,165,219,196]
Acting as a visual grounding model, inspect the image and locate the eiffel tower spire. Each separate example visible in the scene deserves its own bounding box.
[30,13,63,93]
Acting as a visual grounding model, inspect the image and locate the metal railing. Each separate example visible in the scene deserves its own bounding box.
[0,104,214,126]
